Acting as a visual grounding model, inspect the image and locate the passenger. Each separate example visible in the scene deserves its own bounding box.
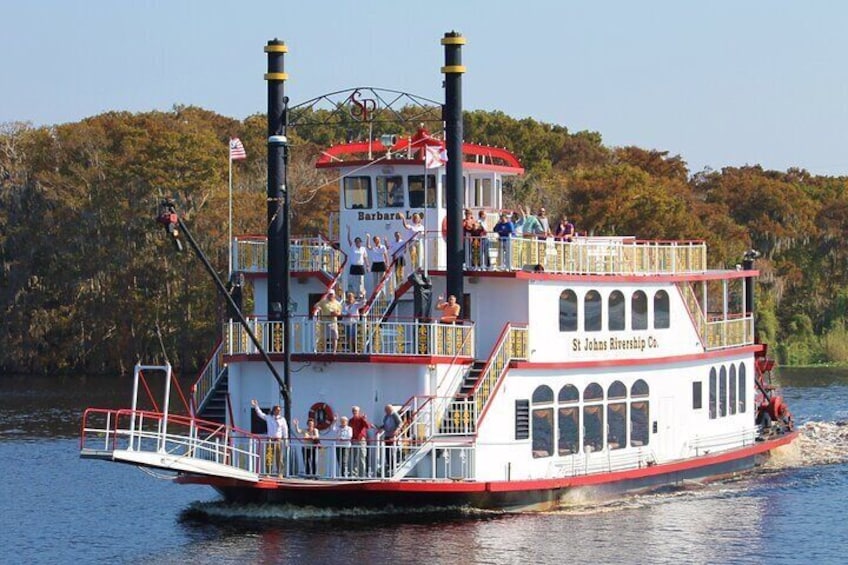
[346,225,369,296]
[462,210,477,269]
[293,417,321,476]
[555,216,575,242]
[332,414,353,477]
[341,291,366,353]
[250,399,289,477]
[365,233,389,296]
[312,289,342,353]
[436,294,461,323]
[537,207,552,237]
[521,205,544,238]
[475,210,490,270]
[389,231,406,286]
[378,404,403,475]
[493,212,515,270]
[349,406,372,477]
[399,212,425,271]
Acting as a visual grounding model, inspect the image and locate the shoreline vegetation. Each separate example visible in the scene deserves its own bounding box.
[3,107,848,375]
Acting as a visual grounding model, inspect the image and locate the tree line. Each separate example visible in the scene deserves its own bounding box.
[1,106,846,375]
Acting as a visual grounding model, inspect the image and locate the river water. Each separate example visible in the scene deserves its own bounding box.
[1,368,847,564]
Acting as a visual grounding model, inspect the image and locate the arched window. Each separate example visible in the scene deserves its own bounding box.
[719,366,728,417]
[654,290,670,329]
[631,379,649,398]
[584,382,604,401]
[558,384,579,403]
[532,385,554,458]
[632,291,648,330]
[533,385,554,404]
[630,379,649,447]
[559,289,578,332]
[558,385,580,455]
[729,365,737,415]
[609,291,625,331]
[739,364,747,413]
[583,382,604,452]
[584,290,602,332]
[709,368,717,419]
[607,381,627,450]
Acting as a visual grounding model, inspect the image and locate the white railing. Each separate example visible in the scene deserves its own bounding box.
[224,318,475,358]
[231,234,707,277]
[233,236,343,274]
[80,408,262,472]
[460,235,707,275]
[191,341,225,413]
[705,316,755,350]
[690,426,759,456]
[80,407,475,481]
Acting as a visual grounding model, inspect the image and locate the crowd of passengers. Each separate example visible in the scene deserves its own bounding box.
[251,400,412,479]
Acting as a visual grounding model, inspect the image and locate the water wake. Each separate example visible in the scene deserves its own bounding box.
[180,500,497,524]
[764,420,848,469]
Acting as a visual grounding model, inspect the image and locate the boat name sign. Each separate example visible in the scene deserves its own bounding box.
[573,335,659,353]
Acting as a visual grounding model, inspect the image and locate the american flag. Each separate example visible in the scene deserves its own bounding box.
[229,138,247,161]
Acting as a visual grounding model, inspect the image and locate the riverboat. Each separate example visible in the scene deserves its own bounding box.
[79,33,797,512]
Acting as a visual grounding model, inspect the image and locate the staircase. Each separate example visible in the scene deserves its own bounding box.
[196,367,228,424]
[439,360,486,434]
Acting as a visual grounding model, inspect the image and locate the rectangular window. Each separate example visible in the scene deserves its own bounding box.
[515,399,530,440]
[408,174,436,208]
[692,381,702,409]
[344,176,372,209]
[376,175,404,208]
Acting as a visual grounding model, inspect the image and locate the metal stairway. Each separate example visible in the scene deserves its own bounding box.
[196,367,228,424]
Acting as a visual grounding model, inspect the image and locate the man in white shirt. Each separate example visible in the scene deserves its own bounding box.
[251,399,289,477]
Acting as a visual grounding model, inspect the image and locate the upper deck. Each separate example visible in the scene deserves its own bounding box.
[233,233,707,277]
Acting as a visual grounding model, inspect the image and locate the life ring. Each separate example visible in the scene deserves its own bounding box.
[308,402,334,431]
[441,216,448,239]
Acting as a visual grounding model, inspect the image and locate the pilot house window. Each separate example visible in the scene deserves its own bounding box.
[376,175,404,208]
[409,174,437,208]
[344,176,372,209]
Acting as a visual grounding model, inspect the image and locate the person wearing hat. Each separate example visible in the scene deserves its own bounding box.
[493,212,515,270]
[312,289,342,353]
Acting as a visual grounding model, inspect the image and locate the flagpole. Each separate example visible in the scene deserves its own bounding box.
[228,148,233,278]
[423,154,429,278]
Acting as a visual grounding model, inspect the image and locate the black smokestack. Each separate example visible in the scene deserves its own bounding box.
[265,39,288,322]
[265,39,291,421]
[442,31,465,309]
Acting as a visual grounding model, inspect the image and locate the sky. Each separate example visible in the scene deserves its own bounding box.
[3,0,848,176]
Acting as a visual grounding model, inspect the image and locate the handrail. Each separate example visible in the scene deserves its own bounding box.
[225,318,475,358]
[361,234,418,318]
[191,339,225,412]
[470,324,528,422]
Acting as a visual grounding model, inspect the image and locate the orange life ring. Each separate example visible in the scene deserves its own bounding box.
[441,216,448,239]
[308,402,334,431]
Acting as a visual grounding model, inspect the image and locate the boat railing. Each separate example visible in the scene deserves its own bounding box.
[80,407,263,473]
[274,435,474,480]
[191,339,225,414]
[80,404,476,481]
[360,234,419,319]
[550,446,657,477]
[232,235,343,275]
[232,234,707,276]
[678,282,708,347]
[439,234,707,275]
[224,317,475,358]
[690,425,759,456]
[705,314,755,350]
